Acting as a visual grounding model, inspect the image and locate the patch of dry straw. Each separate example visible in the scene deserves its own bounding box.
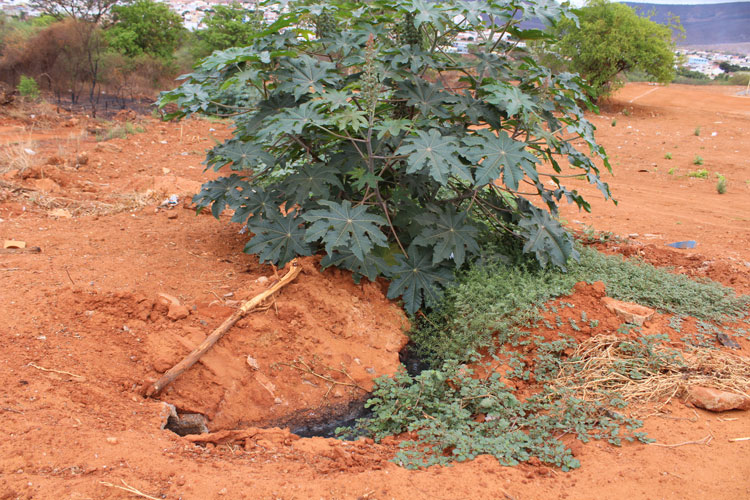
[0,179,159,215]
[553,334,750,407]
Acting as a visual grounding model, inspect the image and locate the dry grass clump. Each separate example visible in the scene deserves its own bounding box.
[0,139,38,174]
[553,334,750,406]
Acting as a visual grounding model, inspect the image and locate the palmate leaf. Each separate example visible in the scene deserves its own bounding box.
[321,249,388,283]
[258,101,324,138]
[484,83,538,117]
[463,130,538,189]
[245,210,312,267]
[281,163,343,205]
[517,204,578,271]
[302,200,388,261]
[209,140,275,171]
[231,186,281,224]
[192,174,252,218]
[399,129,472,185]
[396,78,458,119]
[386,246,454,314]
[276,55,339,99]
[413,207,480,266]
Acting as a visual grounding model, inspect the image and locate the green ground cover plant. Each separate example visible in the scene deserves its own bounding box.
[159,0,613,314]
[352,245,749,469]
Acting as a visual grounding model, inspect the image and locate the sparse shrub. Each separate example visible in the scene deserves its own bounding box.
[622,108,631,116]
[692,155,704,166]
[687,168,708,178]
[664,152,672,160]
[611,118,617,127]
[17,75,40,100]
[716,176,727,194]
[694,126,701,136]
[668,167,677,175]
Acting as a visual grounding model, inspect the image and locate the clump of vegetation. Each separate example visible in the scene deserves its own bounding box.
[611,118,617,127]
[717,175,727,194]
[96,122,145,141]
[354,245,748,469]
[17,75,40,100]
[668,167,677,175]
[664,152,672,160]
[692,156,704,166]
[548,0,680,100]
[161,0,613,314]
[694,126,701,136]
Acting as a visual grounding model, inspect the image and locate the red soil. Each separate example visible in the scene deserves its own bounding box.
[1,84,749,500]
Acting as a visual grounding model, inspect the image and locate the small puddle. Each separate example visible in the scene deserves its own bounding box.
[162,342,428,440]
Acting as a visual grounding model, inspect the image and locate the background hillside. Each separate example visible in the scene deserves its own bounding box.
[623,2,750,45]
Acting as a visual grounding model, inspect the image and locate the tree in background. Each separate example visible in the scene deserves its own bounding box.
[105,0,184,59]
[29,0,127,23]
[192,3,264,58]
[552,0,680,100]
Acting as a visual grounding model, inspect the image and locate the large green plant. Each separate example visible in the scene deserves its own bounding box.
[159,0,613,314]
[551,0,679,100]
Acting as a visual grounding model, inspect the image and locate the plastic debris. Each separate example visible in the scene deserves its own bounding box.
[666,240,696,249]
[160,194,180,208]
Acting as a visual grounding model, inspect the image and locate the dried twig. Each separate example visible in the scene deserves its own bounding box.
[99,479,161,500]
[729,437,750,442]
[278,358,367,402]
[27,362,85,381]
[649,434,713,448]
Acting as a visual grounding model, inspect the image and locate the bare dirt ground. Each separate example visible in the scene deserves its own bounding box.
[1,84,749,500]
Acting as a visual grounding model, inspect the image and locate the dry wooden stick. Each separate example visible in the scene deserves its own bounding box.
[649,434,712,448]
[145,259,301,396]
[99,479,161,500]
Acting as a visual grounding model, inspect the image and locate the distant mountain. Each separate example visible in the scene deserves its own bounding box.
[623,2,750,45]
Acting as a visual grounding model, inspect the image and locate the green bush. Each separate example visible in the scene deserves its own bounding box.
[159,0,613,314]
[17,75,40,100]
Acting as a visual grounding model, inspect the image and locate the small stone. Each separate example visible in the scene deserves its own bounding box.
[256,276,269,284]
[76,153,89,166]
[246,355,259,370]
[274,397,283,405]
[167,212,178,220]
[628,233,639,238]
[601,297,655,326]
[167,303,190,321]
[156,293,181,308]
[687,386,750,412]
[106,437,118,444]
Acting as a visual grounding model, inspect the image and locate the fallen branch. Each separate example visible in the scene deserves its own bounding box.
[145,259,301,396]
[99,479,161,500]
[649,434,712,448]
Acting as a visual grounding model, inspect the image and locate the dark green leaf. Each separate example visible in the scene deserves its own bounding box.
[413,207,480,266]
[281,163,343,205]
[245,210,311,267]
[302,200,388,261]
[517,204,578,271]
[463,130,538,189]
[277,55,339,99]
[386,246,454,314]
[321,249,387,283]
[400,129,472,185]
